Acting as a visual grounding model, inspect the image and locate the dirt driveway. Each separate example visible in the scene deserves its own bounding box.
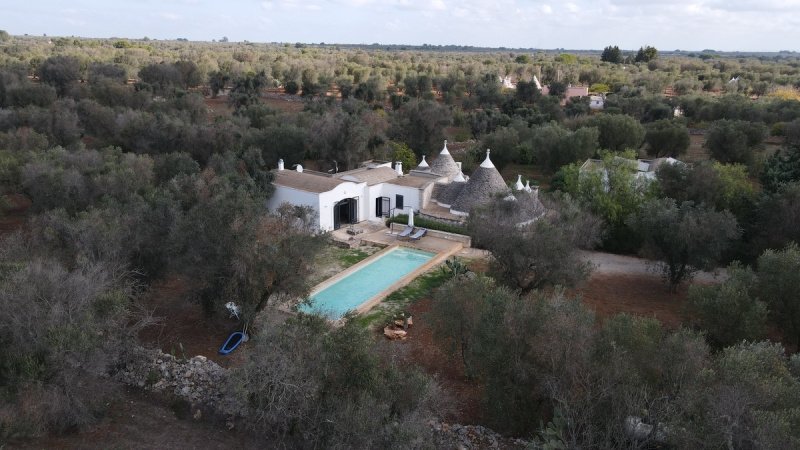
[580,250,727,283]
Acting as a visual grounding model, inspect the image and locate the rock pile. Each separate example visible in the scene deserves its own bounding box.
[115,347,529,446]
[430,421,530,449]
[114,347,228,407]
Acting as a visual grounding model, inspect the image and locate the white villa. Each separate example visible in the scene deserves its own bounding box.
[267,141,533,231]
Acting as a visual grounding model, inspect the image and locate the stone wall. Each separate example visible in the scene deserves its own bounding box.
[114,347,230,408]
[115,347,529,447]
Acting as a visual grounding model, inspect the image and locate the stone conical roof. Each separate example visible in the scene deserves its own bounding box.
[433,178,466,208]
[450,149,510,215]
[429,140,461,181]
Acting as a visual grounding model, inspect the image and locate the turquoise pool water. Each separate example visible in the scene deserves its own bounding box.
[301,247,435,319]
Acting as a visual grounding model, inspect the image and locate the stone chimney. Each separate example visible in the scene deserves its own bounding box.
[395,161,403,176]
[278,158,284,170]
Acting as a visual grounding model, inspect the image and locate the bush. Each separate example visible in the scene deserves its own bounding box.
[705,119,766,165]
[229,314,442,447]
[0,256,143,438]
[387,214,467,235]
[644,119,690,157]
[686,262,767,348]
[628,198,740,290]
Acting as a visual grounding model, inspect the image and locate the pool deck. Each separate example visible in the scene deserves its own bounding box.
[312,225,464,319]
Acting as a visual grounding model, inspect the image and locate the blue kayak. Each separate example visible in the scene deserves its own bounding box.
[218,331,247,355]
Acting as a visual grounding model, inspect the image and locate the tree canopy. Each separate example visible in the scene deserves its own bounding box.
[628,198,740,290]
[644,119,690,157]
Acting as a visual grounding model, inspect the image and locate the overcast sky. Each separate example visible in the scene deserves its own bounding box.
[4,0,799,51]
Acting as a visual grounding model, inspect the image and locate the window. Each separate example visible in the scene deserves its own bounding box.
[395,194,404,210]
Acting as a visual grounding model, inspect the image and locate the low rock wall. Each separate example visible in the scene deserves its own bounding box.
[115,347,527,447]
[115,347,230,409]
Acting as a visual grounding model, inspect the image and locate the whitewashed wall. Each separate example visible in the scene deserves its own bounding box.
[267,186,319,216]
[269,179,431,230]
[317,181,366,231]
[379,184,423,214]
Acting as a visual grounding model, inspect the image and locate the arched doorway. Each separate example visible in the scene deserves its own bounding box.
[333,198,358,229]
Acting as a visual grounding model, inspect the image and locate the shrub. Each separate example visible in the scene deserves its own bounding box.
[0,256,143,438]
[229,314,443,447]
[686,262,767,348]
[387,214,467,235]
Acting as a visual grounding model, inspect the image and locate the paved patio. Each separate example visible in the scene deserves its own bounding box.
[330,221,465,255]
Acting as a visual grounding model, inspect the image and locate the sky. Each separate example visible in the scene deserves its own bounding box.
[4,0,800,52]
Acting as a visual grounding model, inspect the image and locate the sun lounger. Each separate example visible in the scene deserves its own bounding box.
[409,228,427,240]
[397,225,414,238]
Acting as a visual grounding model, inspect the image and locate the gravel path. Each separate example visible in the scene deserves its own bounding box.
[458,247,728,283]
[580,250,727,283]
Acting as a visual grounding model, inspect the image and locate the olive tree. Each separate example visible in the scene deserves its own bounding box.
[705,119,766,165]
[644,119,690,157]
[0,253,148,437]
[585,113,645,152]
[627,199,740,291]
[389,99,452,158]
[757,243,800,348]
[38,55,82,96]
[469,192,600,293]
[230,314,442,448]
[686,262,767,348]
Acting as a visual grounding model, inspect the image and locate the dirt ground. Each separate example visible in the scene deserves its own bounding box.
[575,251,727,327]
[581,250,726,283]
[0,193,30,237]
[261,93,305,113]
[402,297,485,425]
[203,96,234,120]
[575,273,690,328]
[203,92,304,119]
[137,276,247,368]
[9,386,263,450]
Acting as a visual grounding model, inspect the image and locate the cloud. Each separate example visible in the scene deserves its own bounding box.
[6,0,800,51]
[157,12,182,21]
[65,17,87,26]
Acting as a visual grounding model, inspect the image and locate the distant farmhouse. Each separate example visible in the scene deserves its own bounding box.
[500,75,592,103]
[268,142,540,231]
[500,75,516,89]
[580,156,683,188]
[589,94,605,110]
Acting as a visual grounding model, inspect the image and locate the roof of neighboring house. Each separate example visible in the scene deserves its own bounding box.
[566,86,589,97]
[273,170,348,193]
[580,157,683,177]
[334,166,398,185]
[385,175,437,188]
[648,157,681,171]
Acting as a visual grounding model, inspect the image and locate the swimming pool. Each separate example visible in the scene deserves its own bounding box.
[301,246,435,319]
